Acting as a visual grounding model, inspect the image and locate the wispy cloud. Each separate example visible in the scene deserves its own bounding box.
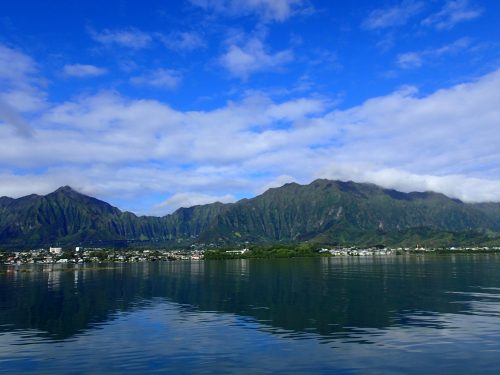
[159,31,205,51]
[362,0,424,30]
[190,0,309,22]
[396,53,423,69]
[220,36,293,79]
[89,27,153,49]
[396,37,472,69]
[423,0,482,30]
[0,100,34,137]
[62,64,107,77]
[130,69,182,89]
[0,44,37,86]
[0,44,42,136]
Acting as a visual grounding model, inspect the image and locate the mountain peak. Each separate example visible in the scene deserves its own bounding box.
[54,186,77,194]
[49,186,85,198]
[1,179,500,248]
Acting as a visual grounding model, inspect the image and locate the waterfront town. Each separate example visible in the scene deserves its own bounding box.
[1,245,500,265]
[0,247,204,265]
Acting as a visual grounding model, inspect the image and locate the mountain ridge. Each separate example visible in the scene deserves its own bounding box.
[1,179,499,249]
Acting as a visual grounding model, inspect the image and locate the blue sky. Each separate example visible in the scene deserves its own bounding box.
[0,0,499,214]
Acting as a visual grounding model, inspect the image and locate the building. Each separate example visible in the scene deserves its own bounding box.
[49,247,62,255]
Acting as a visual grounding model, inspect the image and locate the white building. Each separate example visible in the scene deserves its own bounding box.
[49,247,62,255]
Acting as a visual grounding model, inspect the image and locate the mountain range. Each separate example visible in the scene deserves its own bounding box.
[1,180,500,249]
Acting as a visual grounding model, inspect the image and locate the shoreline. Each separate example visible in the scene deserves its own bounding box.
[3,249,500,268]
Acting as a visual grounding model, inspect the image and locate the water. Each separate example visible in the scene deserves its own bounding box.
[1,255,500,374]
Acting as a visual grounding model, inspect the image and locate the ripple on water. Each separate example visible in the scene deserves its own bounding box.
[3,257,500,374]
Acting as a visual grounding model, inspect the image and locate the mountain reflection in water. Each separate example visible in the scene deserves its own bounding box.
[2,255,500,374]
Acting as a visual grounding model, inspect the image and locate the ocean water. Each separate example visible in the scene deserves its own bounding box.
[1,255,500,374]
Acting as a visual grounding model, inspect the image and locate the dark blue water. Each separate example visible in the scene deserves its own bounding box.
[2,255,500,374]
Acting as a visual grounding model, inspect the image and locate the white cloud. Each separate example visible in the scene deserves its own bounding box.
[423,0,482,30]
[0,44,43,136]
[308,70,500,201]
[63,64,107,77]
[190,0,308,22]
[0,90,328,211]
[159,31,205,51]
[220,37,293,79]
[0,100,34,137]
[396,52,423,69]
[319,165,500,203]
[130,69,182,89]
[154,192,236,214]
[397,38,472,69]
[0,44,37,86]
[362,0,424,30]
[0,165,245,213]
[0,172,62,199]
[89,27,152,49]
[2,43,500,211]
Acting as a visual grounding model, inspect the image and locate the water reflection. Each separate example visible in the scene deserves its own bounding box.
[1,255,500,340]
[2,255,500,373]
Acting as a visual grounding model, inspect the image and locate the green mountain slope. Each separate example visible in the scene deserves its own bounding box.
[204,180,500,243]
[0,186,229,248]
[1,180,499,249]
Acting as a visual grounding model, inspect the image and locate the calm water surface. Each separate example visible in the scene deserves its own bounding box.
[2,255,500,374]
